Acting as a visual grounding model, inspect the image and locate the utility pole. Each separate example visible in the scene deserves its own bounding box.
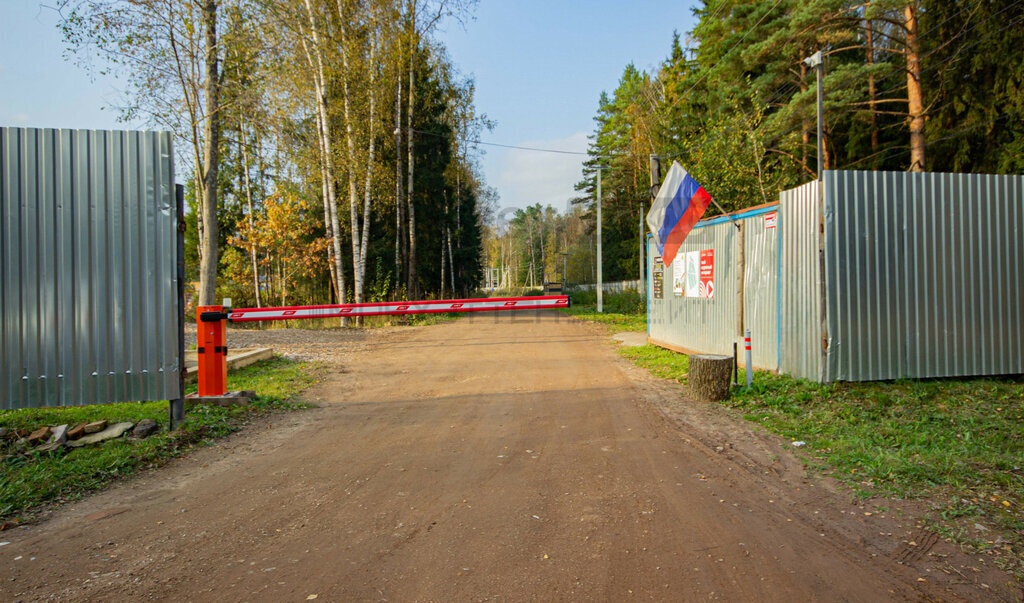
[596,166,604,313]
[647,154,661,296]
[803,50,824,179]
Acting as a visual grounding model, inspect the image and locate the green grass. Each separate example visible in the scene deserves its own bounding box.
[0,356,320,522]
[620,343,692,381]
[618,343,1024,570]
[562,289,648,333]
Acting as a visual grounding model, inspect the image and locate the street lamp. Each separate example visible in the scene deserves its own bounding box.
[595,165,605,313]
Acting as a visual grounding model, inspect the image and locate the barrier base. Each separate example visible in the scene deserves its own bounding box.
[185,390,255,408]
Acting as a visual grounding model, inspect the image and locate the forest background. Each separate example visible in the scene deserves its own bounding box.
[492,0,1024,290]
[57,0,1024,305]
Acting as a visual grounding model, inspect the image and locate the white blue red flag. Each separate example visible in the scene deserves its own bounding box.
[646,162,714,262]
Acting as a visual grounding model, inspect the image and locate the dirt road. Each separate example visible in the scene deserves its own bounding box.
[1,311,1011,600]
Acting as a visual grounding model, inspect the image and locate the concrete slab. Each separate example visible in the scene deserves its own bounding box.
[185,390,255,408]
[184,347,273,378]
[612,332,648,347]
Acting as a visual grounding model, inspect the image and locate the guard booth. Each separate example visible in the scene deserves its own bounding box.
[648,171,1024,382]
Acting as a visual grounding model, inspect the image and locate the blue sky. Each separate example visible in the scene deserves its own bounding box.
[438,0,698,210]
[0,0,699,211]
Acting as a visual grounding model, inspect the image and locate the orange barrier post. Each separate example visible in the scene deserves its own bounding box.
[196,305,229,396]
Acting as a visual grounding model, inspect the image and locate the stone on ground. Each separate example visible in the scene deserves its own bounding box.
[83,420,108,434]
[66,422,134,448]
[67,424,87,440]
[27,426,51,445]
[48,424,69,445]
[131,419,159,439]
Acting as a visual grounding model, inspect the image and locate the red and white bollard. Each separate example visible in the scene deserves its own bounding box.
[744,328,753,388]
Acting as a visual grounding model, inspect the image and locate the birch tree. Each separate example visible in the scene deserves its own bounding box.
[59,0,228,305]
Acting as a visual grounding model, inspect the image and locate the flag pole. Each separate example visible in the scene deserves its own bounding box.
[709,197,741,230]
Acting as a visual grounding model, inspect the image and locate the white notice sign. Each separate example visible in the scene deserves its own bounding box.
[672,253,684,296]
[684,251,700,298]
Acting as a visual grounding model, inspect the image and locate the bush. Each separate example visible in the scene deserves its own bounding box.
[568,289,645,314]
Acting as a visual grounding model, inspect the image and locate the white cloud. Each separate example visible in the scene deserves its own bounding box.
[489,131,589,214]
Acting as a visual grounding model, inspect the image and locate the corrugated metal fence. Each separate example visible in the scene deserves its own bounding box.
[780,181,823,381]
[648,171,1024,382]
[1,127,181,410]
[823,171,1024,381]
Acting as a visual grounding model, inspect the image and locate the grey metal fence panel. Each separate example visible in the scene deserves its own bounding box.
[823,170,1024,381]
[743,210,780,370]
[1,127,180,410]
[779,181,823,381]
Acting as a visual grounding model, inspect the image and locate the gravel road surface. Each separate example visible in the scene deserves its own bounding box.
[2,311,1016,600]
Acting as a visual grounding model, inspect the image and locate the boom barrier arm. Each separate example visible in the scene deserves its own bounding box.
[227,295,569,322]
[193,296,571,397]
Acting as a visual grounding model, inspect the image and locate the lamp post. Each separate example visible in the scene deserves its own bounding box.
[595,166,604,313]
[803,50,824,179]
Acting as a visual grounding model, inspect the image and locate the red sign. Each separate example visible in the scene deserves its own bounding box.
[764,212,778,229]
[699,249,715,299]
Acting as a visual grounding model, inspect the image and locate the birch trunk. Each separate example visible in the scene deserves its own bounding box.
[239,118,261,307]
[406,58,417,298]
[447,226,455,296]
[198,0,221,306]
[360,37,377,304]
[315,107,339,302]
[440,227,446,297]
[394,80,404,293]
[339,19,364,304]
[301,0,348,308]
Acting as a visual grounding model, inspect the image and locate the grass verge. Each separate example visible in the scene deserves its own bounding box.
[0,356,320,523]
[620,343,1024,573]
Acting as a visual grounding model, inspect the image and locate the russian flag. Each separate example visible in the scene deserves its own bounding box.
[646,162,714,262]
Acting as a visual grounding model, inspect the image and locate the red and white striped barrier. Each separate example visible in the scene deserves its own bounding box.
[227,295,570,322]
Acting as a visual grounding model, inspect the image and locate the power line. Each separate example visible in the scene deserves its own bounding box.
[410,127,610,156]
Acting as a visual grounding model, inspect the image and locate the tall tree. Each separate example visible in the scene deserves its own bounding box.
[60,0,229,304]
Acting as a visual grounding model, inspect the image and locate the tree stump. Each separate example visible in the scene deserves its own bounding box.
[688,354,733,401]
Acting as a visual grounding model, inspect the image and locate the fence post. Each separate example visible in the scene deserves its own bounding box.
[745,328,753,388]
[170,184,186,429]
